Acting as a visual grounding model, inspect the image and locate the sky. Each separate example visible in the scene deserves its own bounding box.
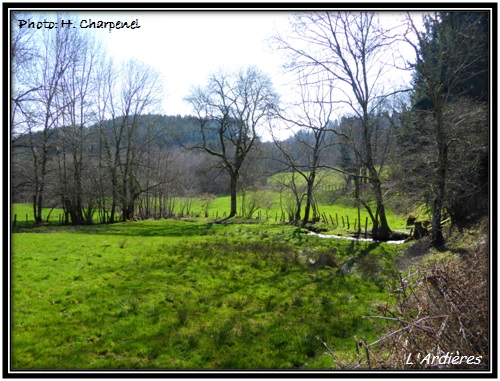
[12,9,423,117]
[83,10,296,116]
[10,8,432,143]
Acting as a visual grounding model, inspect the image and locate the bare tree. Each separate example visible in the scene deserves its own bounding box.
[12,14,86,225]
[272,76,338,226]
[55,34,102,224]
[272,170,306,223]
[274,11,406,239]
[135,120,175,220]
[92,57,116,223]
[96,59,163,222]
[185,66,278,219]
[10,11,38,135]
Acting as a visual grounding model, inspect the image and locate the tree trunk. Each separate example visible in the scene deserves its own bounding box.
[431,109,447,246]
[229,175,238,218]
[370,177,391,241]
[294,199,302,222]
[33,195,41,225]
[122,199,135,221]
[364,116,392,241]
[355,172,361,237]
[109,204,116,224]
[302,174,315,226]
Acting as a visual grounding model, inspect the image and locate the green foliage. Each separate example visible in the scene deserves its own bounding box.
[413,11,489,109]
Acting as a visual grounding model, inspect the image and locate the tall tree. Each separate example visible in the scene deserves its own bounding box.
[405,11,489,245]
[97,59,163,222]
[12,14,86,225]
[185,66,279,219]
[272,76,338,226]
[10,11,38,135]
[275,11,406,240]
[56,34,101,224]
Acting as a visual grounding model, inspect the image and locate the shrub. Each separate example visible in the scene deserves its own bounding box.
[359,241,488,369]
[318,217,489,370]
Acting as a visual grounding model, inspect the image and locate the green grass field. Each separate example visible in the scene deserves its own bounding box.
[10,175,410,370]
[10,218,404,369]
[11,169,411,233]
[11,203,65,225]
[12,190,410,234]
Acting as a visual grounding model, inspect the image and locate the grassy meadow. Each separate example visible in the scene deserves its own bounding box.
[10,212,406,369]
[12,193,411,235]
[11,170,412,232]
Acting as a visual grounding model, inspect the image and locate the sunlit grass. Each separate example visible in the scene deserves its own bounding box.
[11,219,402,369]
[12,167,409,233]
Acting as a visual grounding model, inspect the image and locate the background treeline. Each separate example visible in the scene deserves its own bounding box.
[11,11,489,244]
[12,114,280,222]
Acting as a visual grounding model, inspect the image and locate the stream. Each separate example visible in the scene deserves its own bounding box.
[307,231,407,244]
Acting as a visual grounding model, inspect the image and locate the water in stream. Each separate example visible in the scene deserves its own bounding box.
[308,231,407,244]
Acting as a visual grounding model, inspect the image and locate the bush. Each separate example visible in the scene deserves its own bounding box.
[321,217,489,370]
[362,239,489,369]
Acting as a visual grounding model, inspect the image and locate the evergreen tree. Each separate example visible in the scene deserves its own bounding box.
[405,11,489,244]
